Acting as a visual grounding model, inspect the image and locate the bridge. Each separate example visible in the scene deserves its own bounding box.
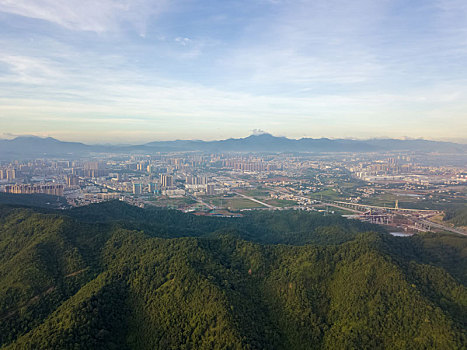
[330,200,437,213]
[360,213,393,225]
[325,200,466,236]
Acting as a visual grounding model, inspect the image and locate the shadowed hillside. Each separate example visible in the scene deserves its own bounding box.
[0,202,465,349]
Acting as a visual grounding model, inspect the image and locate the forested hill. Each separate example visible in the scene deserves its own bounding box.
[445,206,467,229]
[0,201,466,349]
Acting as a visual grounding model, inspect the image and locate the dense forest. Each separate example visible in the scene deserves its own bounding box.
[444,206,467,228]
[0,193,68,209]
[0,201,465,349]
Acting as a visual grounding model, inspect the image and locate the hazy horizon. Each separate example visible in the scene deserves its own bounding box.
[1,131,467,146]
[1,1,466,143]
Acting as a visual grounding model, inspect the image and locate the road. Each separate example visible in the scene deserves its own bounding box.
[419,219,467,236]
[189,194,214,210]
[322,202,364,214]
[234,192,277,209]
[333,200,436,213]
[326,201,467,236]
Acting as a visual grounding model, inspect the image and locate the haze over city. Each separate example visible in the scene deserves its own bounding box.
[1,0,466,143]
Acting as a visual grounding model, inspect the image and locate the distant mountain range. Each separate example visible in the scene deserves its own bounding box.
[0,134,466,159]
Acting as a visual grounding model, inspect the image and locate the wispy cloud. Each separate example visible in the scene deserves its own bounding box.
[208,0,391,91]
[0,0,169,34]
[0,0,466,141]
[0,54,64,84]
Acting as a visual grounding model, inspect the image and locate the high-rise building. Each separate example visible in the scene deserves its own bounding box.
[148,183,157,193]
[133,183,142,195]
[160,174,173,188]
[66,175,79,187]
[83,162,108,177]
[85,161,100,170]
[5,184,63,196]
[6,169,16,180]
[186,176,195,185]
[137,162,147,171]
[185,175,208,185]
[206,184,215,196]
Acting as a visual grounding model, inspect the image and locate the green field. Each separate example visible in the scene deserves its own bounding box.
[308,189,343,201]
[149,197,196,209]
[361,192,466,211]
[241,188,271,198]
[264,198,297,207]
[210,196,265,210]
[360,193,404,208]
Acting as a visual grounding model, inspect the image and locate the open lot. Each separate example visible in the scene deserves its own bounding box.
[209,196,266,210]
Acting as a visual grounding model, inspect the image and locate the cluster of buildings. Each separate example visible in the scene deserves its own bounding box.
[0,168,16,180]
[349,157,413,180]
[0,151,465,218]
[4,183,64,196]
[224,159,267,172]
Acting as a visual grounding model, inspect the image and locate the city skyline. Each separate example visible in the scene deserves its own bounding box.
[1,0,467,143]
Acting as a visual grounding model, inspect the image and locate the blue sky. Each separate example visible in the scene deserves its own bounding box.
[0,0,466,143]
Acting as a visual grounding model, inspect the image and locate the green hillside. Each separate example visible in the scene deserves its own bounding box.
[445,206,467,228]
[0,201,465,349]
[0,193,69,209]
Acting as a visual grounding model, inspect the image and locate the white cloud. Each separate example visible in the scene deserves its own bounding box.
[213,0,391,89]
[0,54,64,84]
[0,0,466,142]
[0,0,169,34]
[175,37,191,46]
[222,48,382,86]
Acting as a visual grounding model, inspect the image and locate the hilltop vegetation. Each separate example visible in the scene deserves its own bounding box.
[0,201,465,349]
[445,206,467,229]
[0,193,68,209]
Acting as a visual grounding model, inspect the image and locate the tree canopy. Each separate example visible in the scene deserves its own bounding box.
[0,201,465,349]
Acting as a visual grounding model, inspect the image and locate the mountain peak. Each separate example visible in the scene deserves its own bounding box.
[13,135,46,140]
[1,134,465,160]
[246,133,275,138]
